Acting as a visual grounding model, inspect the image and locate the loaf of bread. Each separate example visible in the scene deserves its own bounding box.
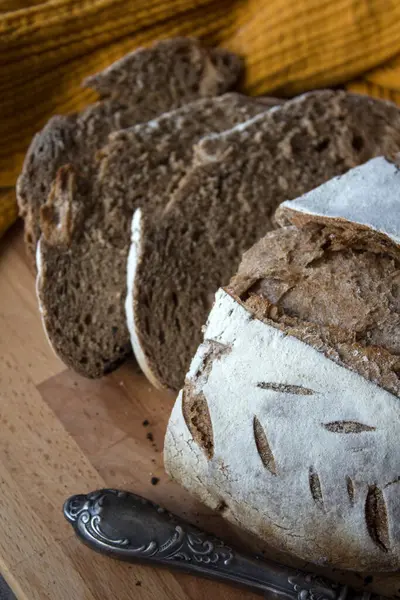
[36,94,272,378]
[17,38,242,264]
[164,157,400,572]
[127,90,400,393]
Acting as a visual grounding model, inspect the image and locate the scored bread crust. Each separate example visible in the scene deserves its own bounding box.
[228,156,400,398]
[164,288,400,573]
[229,228,400,398]
[165,163,400,571]
[130,90,400,393]
[17,37,243,266]
[36,94,274,378]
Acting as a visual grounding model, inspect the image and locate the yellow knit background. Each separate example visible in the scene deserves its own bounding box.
[1,0,400,235]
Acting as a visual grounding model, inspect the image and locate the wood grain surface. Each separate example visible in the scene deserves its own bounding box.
[0,223,261,600]
[1,223,400,600]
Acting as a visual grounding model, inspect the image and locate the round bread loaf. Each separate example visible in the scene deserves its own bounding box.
[164,156,400,572]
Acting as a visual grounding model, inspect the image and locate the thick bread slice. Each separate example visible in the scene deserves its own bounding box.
[36,94,274,378]
[17,38,242,263]
[164,164,400,571]
[128,90,400,392]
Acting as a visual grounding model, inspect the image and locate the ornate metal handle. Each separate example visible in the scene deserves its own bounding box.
[64,489,378,599]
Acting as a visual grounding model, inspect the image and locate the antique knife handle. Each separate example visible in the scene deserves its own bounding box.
[64,489,379,599]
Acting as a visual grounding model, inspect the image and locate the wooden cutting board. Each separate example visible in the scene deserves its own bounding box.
[2,223,400,600]
[0,223,263,600]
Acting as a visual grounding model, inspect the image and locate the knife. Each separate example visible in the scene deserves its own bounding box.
[64,488,379,599]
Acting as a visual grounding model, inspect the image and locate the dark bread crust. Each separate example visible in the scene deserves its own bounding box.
[276,208,400,259]
[36,94,272,378]
[229,223,400,398]
[132,90,400,392]
[17,38,243,264]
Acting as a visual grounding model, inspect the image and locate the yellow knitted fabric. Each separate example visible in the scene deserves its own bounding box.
[347,55,400,106]
[0,189,18,239]
[2,0,400,236]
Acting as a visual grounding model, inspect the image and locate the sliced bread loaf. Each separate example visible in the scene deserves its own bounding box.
[127,90,400,392]
[17,38,242,263]
[36,94,274,378]
[164,157,400,572]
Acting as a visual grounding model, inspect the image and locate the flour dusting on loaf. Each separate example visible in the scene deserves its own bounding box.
[165,289,400,571]
[276,156,400,246]
[165,159,400,571]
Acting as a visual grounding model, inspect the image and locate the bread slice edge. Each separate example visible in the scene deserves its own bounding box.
[125,208,165,389]
[35,238,62,362]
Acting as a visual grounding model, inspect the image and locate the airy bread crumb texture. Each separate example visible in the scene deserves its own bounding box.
[37,94,271,377]
[17,37,243,264]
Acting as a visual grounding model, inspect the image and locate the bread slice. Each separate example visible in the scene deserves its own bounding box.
[128,90,400,392]
[17,38,243,263]
[36,93,274,378]
[164,158,400,572]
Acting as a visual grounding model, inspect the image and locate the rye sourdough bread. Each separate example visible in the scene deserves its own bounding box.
[164,157,400,572]
[17,37,242,263]
[127,90,400,393]
[36,94,274,378]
